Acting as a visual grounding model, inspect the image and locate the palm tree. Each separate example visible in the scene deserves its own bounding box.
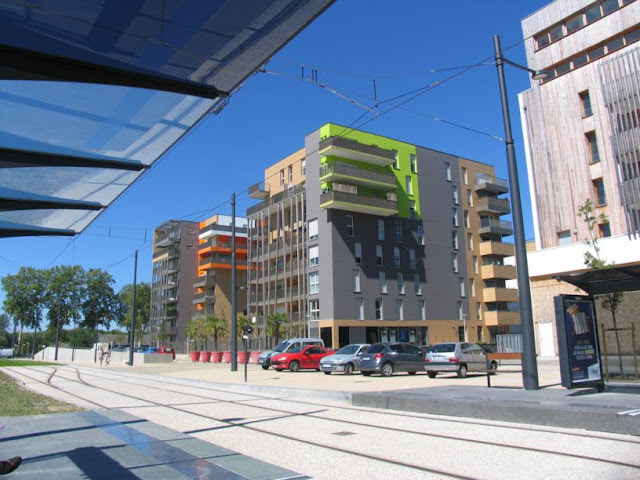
[206,316,227,350]
[266,313,287,346]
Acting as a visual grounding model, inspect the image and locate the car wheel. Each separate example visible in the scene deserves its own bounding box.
[457,364,468,378]
[489,361,498,375]
[381,363,394,377]
[261,365,269,370]
[427,371,437,378]
[324,371,331,375]
[408,371,416,375]
[289,360,300,372]
[362,371,372,376]
[344,363,354,375]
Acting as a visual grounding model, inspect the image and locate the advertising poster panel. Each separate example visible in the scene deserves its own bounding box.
[554,295,604,391]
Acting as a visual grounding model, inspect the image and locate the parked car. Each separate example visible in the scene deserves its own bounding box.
[157,346,175,359]
[141,347,158,354]
[320,344,369,375]
[424,342,497,378]
[270,345,334,372]
[359,343,426,377]
[257,338,324,370]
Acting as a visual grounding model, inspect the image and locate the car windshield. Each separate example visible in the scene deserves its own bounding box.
[365,344,385,354]
[336,345,359,355]
[273,342,288,353]
[431,343,456,353]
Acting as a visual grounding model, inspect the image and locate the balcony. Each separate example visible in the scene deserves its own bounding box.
[165,309,178,319]
[476,197,510,215]
[248,181,270,199]
[475,174,509,194]
[320,190,398,217]
[319,136,396,167]
[193,274,216,289]
[319,162,396,191]
[479,241,515,257]
[483,287,519,303]
[193,293,215,305]
[483,310,520,326]
[155,233,179,248]
[199,255,248,268]
[479,218,513,236]
[481,264,517,280]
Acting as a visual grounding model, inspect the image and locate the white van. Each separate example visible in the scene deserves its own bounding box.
[257,338,324,369]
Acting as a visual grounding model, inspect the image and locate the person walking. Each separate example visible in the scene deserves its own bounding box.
[99,347,105,366]
[104,346,111,366]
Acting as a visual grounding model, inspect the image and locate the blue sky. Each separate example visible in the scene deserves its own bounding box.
[1,0,552,307]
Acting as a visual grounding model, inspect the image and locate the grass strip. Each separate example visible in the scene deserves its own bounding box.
[0,370,82,416]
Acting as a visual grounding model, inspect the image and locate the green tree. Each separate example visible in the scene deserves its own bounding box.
[117,283,151,341]
[237,316,252,338]
[44,265,87,347]
[266,313,287,346]
[578,199,625,375]
[1,267,47,346]
[0,312,11,347]
[81,268,118,352]
[185,314,213,350]
[206,315,227,350]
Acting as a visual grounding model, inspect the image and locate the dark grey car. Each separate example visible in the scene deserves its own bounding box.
[359,342,425,377]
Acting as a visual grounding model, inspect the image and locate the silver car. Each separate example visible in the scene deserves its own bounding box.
[320,344,369,375]
[424,342,497,378]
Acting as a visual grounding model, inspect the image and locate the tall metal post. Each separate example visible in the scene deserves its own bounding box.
[128,250,138,366]
[494,34,539,390]
[54,302,61,361]
[31,325,37,359]
[231,193,238,371]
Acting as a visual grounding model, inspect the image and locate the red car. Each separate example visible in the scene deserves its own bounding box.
[157,346,175,360]
[270,345,334,372]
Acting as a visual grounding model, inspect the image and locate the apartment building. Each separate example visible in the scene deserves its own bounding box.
[247,123,518,349]
[518,0,640,355]
[194,215,248,340]
[150,220,198,353]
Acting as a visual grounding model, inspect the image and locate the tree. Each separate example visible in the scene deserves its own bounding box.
[206,315,227,350]
[117,283,151,341]
[0,312,11,347]
[237,316,252,338]
[185,314,213,350]
[1,267,47,345]
[81,268,118,354]
[578,199,625,375]
[266,313,287,346]
[44,265,87,351]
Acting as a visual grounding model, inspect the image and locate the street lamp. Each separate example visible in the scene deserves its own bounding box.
[493,34,547,391]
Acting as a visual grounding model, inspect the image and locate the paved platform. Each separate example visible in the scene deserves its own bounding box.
[0,410,309,479]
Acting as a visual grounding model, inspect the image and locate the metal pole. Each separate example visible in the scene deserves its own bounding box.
[494,34,539,390]
[72,318,76,362]
[54,302,61,361]
[31,325,37,359]
[128,250,138,366]
[231,193,238,371]
[244,335,248,382]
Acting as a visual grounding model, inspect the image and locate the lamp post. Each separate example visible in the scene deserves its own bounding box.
[493,34,547,391]
[231,192,238,372]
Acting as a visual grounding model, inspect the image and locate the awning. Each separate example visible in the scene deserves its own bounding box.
[0,0,335,237]
[555,264,640,295]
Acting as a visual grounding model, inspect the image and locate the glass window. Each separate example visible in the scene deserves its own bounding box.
[625,28,640,45]
[586,131,600,163]
[470,278,476,297]
[452,208,458,226]
[309,299,319,320]
[301,159,306,176]
[376,244,383,266]
[395,222,403,242]
[409,201,417,219]
[352,269,361,293]
[549,24,564,42]
[308,219,318,241]
[280,169,285,186]
[405,176,413,195]
[419,300,426,320]
[601,0,620,15]
[476,303,482,321]
[410,153,417,173]
[346,215,354,236]
[606,36,624,53]
[397,273,405,294]
[452,185,459,204]
[396,299,404,320]
[355,242,362,264]
[588,45,605,61]
[414,274,421,295]
[393,247,401,268]
[452,231,459,249]
[594,179,607,205]
[572,54,588,68]
[410,249,416,269]
[379,271,387,294]
[457,301,464,321]
[462,167,468,185]
[558,230,572,245]
[459,277,466,297]
[452,253,458,273]
[287,165,293,183]
[535,32,550,49]
[356,297,364,320]
[464,210,470,228]
[579,91,592,117]
[417,225,424,245]
[599,222,611,238]
[393,150,400,170]
[375,298,383,320]
[445,162,452,181]
[309,245,319,267]
[473,256,478,274]
[309,272,319,294]
[585,4,602,23]
[467,189,473,206]
[555,61,571,76]
[378,219,385,241]
[468,233,474,251]
[565,14,584,34]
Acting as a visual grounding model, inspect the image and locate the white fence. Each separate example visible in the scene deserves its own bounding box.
[36,347,171,364]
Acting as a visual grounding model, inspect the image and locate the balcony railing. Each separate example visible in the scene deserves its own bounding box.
[193,293,215,304]
[320,190,398,217]
[199,256,247,267]
[193,274,216,288]
[479,241,515,257]
[319,162,396,190]
[248,181,270,199]
[319,136,396,167]
[199,223,248,237]
[155,232,180,248]
[475,174,509,194]
[483,287,519,303]
[479,218,513,236]
[247,183,306,216]
[476,196,510,215]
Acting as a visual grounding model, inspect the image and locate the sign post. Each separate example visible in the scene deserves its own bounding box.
[554,295,604,392]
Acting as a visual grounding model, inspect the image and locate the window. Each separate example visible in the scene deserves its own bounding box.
[377,219,385,241]
[459,277,466,297]
[395,222,403,242]
[375,298,383,320]
[397,273,405,294]
[352,269,361,293]
[416,225,424,245]
[418,300,426,320]
[467,189,473,206]
[355,242,362,264]
[414,274,421,295]
[452,185,459,204]
[470,278,476,297]
[585,4,602,23]
[462,167,468,185]
[396,299,404,320]
[409,201,417,219]
[393,247,401,268]
[287,166,293,183]
[476,303,482,322]
[452,208,458,226]
[376,244,383,266]
[549,24,563,42]
[356,298,364,320]
[558,230,572,245]
[602,0,619,15]
[452,253,458,273]
[457,301,464,321]
[409,249,416,269]
[579,91,592,117]
[473,256,478,274]
[308,219,318,241]
[309,272,319,294]
[566,13,584,34]
[309,299,319,320]
[309,246,319,267]
[393,150,400,170]
[405,176,413,195]
[586,131,600,163]
[599,222,611,238]
[410,153,417,173]
[379,271,387,294]
[346,215,354,236]
[467,233,474,251]
[280,169,285,186]
[445,162,452,181]
[301,159,306,176]
[594,178,607,205]
[464,210,470,228]
[452,231,459,249]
